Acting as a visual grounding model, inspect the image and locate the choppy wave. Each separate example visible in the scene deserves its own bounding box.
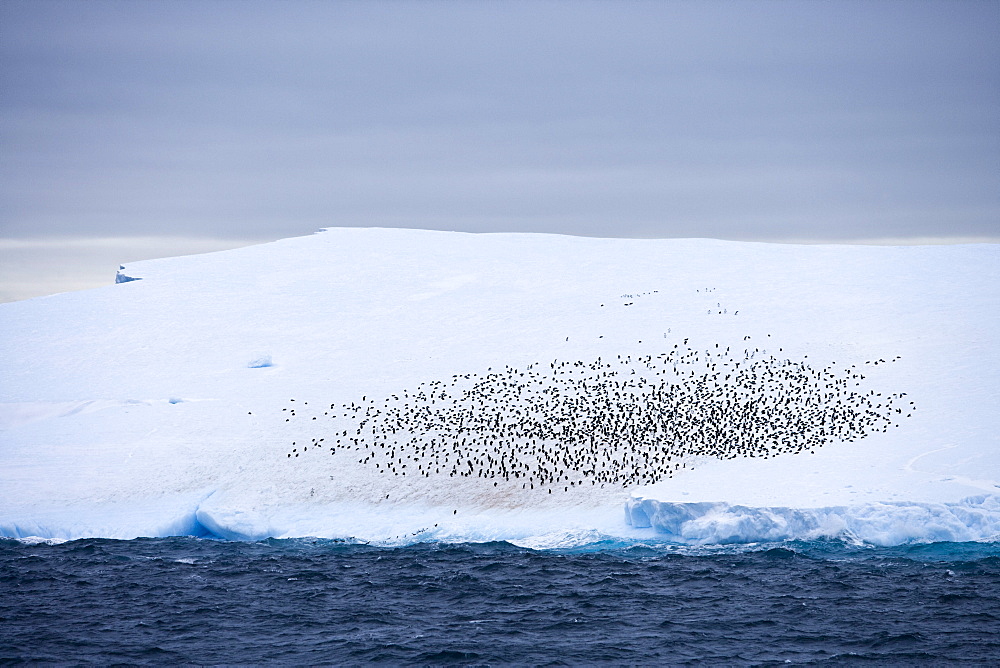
[2,535,999,664]
[6,533,999,559]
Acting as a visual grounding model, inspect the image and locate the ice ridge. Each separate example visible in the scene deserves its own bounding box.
[625,494,1000,546]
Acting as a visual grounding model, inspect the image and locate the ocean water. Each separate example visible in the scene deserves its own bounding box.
[2,537,999,665]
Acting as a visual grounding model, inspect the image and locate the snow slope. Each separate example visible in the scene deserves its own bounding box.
[0,228,997,546]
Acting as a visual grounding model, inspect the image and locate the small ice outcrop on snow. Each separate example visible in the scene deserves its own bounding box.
[115,265,141,284]
[247,354,273,368]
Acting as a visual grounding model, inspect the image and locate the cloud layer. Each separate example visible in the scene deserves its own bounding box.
[1,0,996,245]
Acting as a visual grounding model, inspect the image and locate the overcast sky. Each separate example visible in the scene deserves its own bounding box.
[1,0,997,301]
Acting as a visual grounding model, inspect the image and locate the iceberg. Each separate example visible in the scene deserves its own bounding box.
[1,228,997,546]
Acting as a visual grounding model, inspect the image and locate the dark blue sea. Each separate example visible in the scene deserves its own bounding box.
[2,537,999,665]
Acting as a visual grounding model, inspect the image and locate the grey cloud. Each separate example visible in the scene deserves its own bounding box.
[0,0,997,242]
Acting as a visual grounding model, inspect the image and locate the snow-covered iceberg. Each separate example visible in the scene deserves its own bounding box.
[1,228,997,546]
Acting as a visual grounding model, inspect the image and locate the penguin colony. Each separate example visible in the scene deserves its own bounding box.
[282,341,913,493]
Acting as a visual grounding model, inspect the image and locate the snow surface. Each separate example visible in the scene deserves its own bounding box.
[1,228,997,546]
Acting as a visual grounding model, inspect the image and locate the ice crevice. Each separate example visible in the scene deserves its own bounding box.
[193,492,280,542]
